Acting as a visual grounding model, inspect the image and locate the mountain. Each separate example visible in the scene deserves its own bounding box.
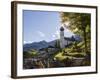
[23,40,56,51]
[23,35,81,51]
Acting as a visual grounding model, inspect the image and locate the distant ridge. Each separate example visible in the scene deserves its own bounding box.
[23,35,81,51]
[23,40,56,51]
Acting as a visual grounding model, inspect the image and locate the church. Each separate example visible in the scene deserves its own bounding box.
[60,27,76,49]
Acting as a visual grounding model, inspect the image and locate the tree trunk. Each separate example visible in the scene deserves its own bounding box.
[81,15,87,54]
[83,28,87,54]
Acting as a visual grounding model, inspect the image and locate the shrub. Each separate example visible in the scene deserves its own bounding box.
[73,54,84,58]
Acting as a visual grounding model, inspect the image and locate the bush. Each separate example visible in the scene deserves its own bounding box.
[73,54,84,58]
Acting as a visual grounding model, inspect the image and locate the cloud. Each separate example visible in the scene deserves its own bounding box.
[52,34,56,38]
[55,30,60,38]
[24,41,33,44]
[52,30,60,39]
[37,31,45,37]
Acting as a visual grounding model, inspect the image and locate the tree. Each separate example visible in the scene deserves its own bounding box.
[55,40,60,48]
[60,12,91,54]
[23,49,38,58]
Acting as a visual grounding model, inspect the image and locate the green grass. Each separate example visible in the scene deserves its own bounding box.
[54,47,86,61]
[55,52,67,61]
[54,52,74,61]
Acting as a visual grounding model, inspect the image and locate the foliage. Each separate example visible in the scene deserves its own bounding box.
[55,40,60,48]
[55,52,67,61]
[72,53,85,58]
[60,12,91,54]
[23,49,38,58]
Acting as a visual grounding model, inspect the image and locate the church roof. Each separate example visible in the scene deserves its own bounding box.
[60,27,64,31]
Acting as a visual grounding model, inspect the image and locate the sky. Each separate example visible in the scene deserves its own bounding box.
[23,10,74,44]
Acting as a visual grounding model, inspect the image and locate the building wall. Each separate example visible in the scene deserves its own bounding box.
[60,30,65,48]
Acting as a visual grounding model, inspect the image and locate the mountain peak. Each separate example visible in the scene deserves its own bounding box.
[23,40,56,51]
[39,40,47,43]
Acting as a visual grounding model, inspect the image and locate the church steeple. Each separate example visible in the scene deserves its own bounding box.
[60,26,65,49]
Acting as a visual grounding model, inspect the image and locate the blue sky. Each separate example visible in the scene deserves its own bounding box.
[23,10,73,44]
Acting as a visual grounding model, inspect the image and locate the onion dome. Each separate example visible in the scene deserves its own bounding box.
[60,27,64,31]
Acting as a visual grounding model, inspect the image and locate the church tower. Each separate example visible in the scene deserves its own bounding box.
[60,27,65,49]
